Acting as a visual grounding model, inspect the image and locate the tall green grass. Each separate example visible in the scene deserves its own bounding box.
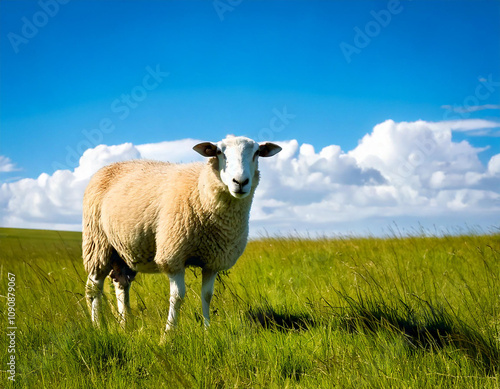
[0,227,499,388]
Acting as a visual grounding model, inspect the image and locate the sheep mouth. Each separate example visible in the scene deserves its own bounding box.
[230,190,250,199]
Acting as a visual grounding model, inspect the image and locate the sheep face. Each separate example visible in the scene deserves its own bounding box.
[194,136,281,199]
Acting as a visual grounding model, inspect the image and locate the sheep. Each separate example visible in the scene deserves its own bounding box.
[83,135,281,331]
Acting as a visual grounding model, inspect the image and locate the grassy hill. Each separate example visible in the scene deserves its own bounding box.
[0,227,499,388]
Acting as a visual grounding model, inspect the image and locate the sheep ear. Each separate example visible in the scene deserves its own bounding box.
[193,142,218,157]
[259,142,282,157]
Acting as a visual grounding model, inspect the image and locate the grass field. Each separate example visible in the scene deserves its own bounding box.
[0,227,499,388]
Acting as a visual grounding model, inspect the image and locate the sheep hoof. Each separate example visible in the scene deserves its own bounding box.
[165,323,176,332]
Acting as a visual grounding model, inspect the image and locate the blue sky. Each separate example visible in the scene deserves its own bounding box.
[1,0,499,235]
[2,0,499,179]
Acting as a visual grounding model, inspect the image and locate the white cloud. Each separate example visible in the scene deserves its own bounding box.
[252,119,499,234]
[441,104,500,114]
[348,120,492,186]
[0,140,204,231]
[0,156,20,173]
[488,154,500,175]
[1,119,499,236]
[136,138,205,163]
[73,143,142,181]
[432,119,500,132]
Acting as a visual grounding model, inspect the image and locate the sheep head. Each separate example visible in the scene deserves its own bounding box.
[194,135,281,199]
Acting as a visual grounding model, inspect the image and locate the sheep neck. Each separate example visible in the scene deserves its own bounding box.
[198,159,257,230]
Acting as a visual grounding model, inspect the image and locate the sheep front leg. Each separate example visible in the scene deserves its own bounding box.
[165,270,186,331]
[201,269,218,328]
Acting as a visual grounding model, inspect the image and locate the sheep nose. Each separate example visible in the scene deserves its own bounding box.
[232,178,249,188]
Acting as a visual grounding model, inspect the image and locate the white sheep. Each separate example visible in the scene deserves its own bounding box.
[83,135,281,330]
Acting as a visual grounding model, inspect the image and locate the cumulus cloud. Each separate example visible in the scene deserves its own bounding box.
[488,154,500,175]
[252,119,499,234]
[0,140,204,231]
[136,139,205,163]
[1,119,499,236]
[73,143,142,181]
[349,120,488,185]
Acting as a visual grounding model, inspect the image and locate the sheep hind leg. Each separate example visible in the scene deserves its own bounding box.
[113,281,131,328]
[110,255,137,329]
[83,229,112,327]
[86,274,105,326]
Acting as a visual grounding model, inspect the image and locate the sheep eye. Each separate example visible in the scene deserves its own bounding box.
[217,150,222,156]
